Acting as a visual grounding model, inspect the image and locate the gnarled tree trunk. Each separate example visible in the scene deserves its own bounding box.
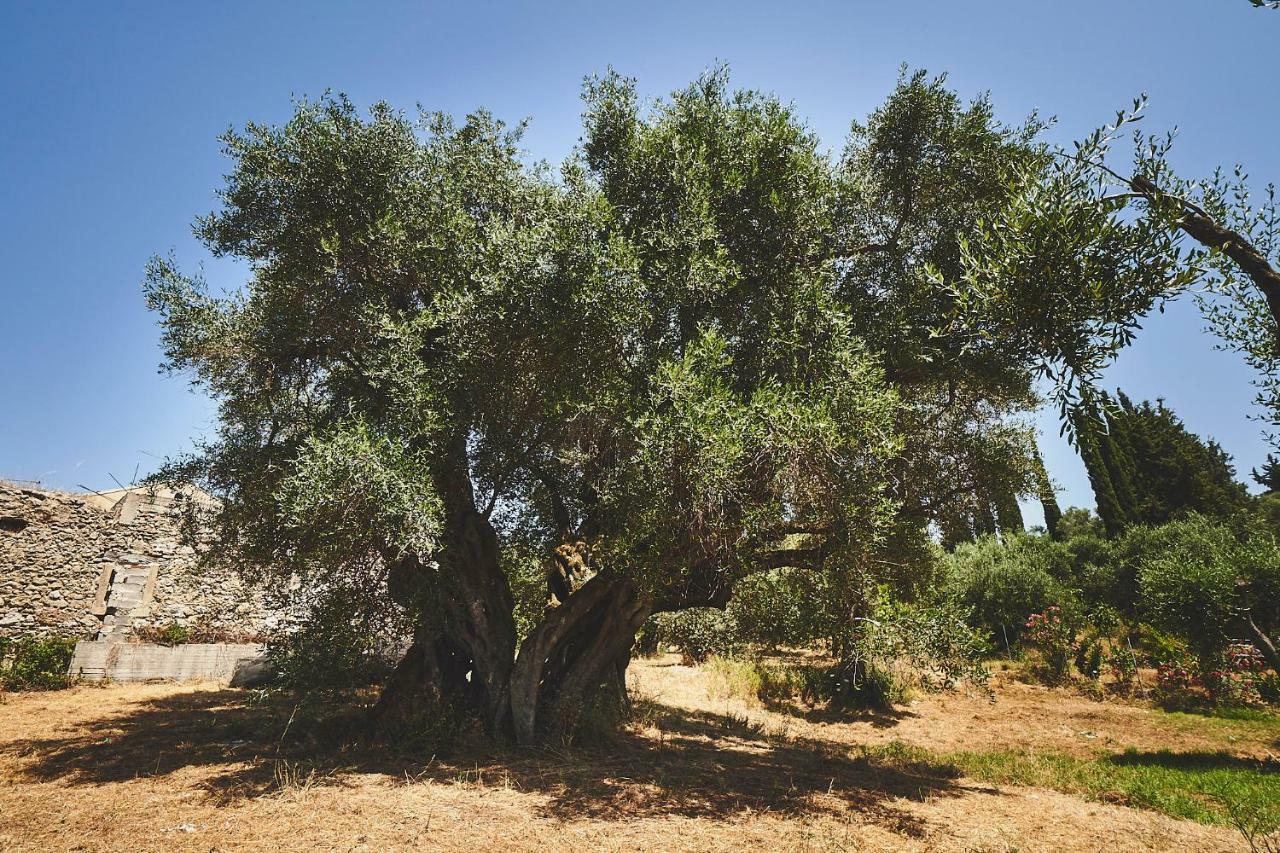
[371,432,654,745]
[374,568,651,746]
[509,575,651,745]
[370,431,520,739]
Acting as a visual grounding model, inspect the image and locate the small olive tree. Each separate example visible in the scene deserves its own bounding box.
[1138,515,1280,676]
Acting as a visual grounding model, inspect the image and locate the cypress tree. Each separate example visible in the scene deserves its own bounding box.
[1097,392,1140,525]
[993,485,1025,536]
[1075,389,1248,533]
[1121,397,1248,523]
[1253,454,1280,493]
[973,498,998,537]
[1074,401,1129,537]
[1033,448,1062,539]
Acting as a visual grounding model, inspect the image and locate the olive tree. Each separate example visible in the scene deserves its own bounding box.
[149,80,910,744]
[147,69,1163,745]
[943,93,1280,448]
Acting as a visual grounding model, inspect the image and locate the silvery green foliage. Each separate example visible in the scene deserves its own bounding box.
[848,599,991,693]
[141,69,1193,697]
[943,533,1077,643]
[1138,515,1280,672]
[144,79,902,647]
[1193,176,1280,445]
[934,97,1201,440]
[944,90,1280,450]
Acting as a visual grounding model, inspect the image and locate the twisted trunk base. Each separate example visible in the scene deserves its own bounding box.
[369,632,478,736]
[510,576,650,745]
[371,573,652,747]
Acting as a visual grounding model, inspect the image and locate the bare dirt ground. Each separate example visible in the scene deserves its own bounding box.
[0,656,1265,852]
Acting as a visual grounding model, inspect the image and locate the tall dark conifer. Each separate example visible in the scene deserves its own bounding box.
[1075,389,1248,535]
[1253,454,1280,493]
[1074,403,1130,536]
[1033,448,1062,539]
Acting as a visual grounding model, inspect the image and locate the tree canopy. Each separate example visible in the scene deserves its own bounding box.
[146,68,1222,744]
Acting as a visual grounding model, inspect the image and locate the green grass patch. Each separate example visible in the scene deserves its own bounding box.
[1202,706,1280,723]
[1158,706,1280,752]
[860,741,1280,829]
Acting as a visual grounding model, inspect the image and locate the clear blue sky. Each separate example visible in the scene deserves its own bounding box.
[2,1,1277,519]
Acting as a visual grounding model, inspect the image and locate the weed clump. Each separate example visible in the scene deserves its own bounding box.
[0,635,77,691]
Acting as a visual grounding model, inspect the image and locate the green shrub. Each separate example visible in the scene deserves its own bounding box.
[945,534,1076,644]
[1055,507,1105,539]
[150,622,191,646]
[1251,491,1280,539]
[658,608,738,664]
[825,660,902,710]
[704,655,766,701]
[1064,534,1129,611]
[633,617,662,657]
[266,585,410,692]
[1023,607,1076,682]
[854,598,991,691]
[1258,672,1280,704]
[825,598,990,709]
[131,620,262,645]
[1107,644,1139,690]
[1105,523,1178,615]
[764,661,832,704]
[699,597,989,713]
[1074,633,1104,681]
[705,654,903,710]
[1138,516,1243,675]
[0,636,77,691]
[1135,623,1192,667]
[728,567,835,650]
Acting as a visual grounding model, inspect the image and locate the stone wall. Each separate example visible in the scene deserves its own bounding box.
[0,481,277,640]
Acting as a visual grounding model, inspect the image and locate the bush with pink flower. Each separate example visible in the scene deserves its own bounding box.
[1023,606,1076,682]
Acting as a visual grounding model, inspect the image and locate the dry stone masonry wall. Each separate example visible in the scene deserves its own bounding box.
[0,481,276,640]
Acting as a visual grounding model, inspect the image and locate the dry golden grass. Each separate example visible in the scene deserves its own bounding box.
[0,656,1263,851]
[644,654,1280,761]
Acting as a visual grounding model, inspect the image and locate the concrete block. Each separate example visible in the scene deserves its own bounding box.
[68,641,272,685]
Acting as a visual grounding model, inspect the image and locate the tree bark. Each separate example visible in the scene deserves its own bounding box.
[508,575,651,745]
[434,506,517,736]
[371,429,518,740]
[1130,174,1280,335]
[430,430,518,735]
[538,579,650,742]
[375,546,654,745]
[368,632,474,736]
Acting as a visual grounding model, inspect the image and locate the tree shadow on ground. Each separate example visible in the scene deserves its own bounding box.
[2,688,978,834]
[1108,749,1280,773]
[760,695,919,729]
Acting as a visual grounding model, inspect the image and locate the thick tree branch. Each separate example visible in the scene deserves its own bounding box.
[1129,174,1280,333]
[1241,609,1280,675]
[509,575,622,744]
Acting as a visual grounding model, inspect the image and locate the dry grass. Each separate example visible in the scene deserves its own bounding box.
[637,655,1280,761]
[0,657,1270,851]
